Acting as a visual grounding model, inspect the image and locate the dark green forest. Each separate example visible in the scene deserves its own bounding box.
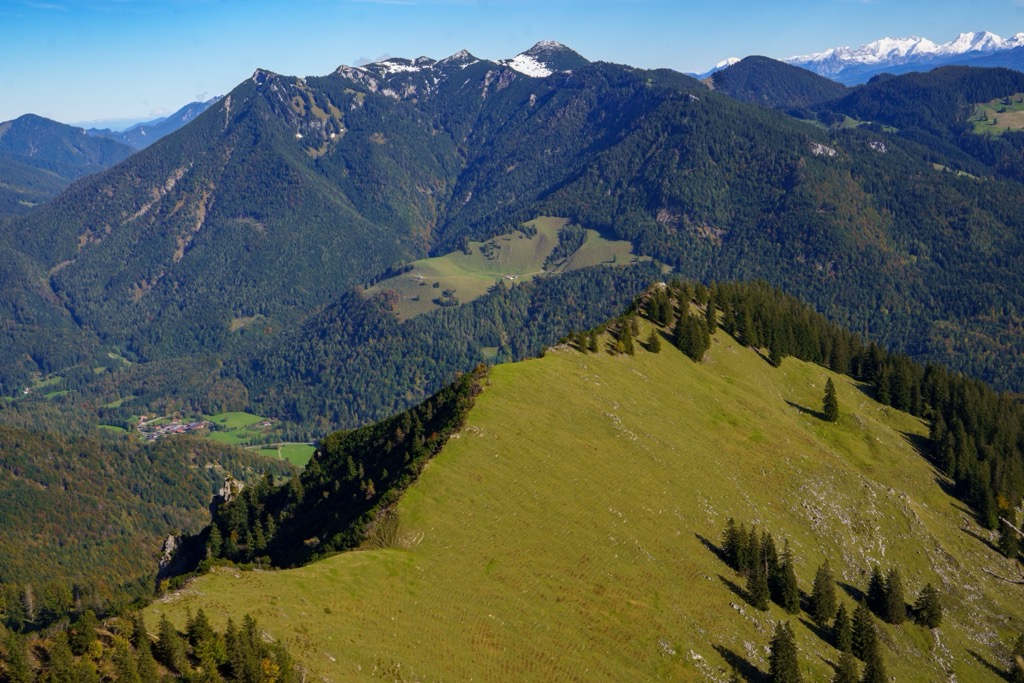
[0,429,292,632]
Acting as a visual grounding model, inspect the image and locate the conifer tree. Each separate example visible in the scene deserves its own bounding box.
[206,524,222,559]
[811,560,838,626]
[832,652,859,683]
[833,603,853,653]
[859,643,888,683]
[823,378,839,422]
[768,621,802,683]
[136,640,160,683]
[775,542,801,614]
[912,583,943,629]
[748,543,771,611]
[1000,510,1021,560]
[746,525,760,573]
[2,630,32,683]
[851,601,877,661]
[706,294,717,334]
[882,568,906,625]
[723,518,742,570]
[69,608,98,656]
[735,522,753,573]
[112,637,141,683]
[45,631,75,682]
[621,325,635,355]
[866,566,886,617]
[646,328,662,353]
[156,613,188,674]
[187,608,217,649]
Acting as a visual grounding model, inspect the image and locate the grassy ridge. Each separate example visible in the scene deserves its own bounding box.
[150,326,1023,681]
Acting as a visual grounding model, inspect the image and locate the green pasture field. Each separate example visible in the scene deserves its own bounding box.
[970,93,1024,135]
[98,424,128,434]
[256,443,316,466]
[366,217,636,321]
[150,322,1023,681]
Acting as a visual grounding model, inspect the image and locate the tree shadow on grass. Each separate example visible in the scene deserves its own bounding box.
[718,574,750,605]
[900,429,933,459]
[696,532,730,566]
[713,644,767,683]
[961,526,1000,554]
[852,381,878,402]
[799,616,833,647]
[967,649,1012,681]
[838,581,865,604]
[785,400,825,421]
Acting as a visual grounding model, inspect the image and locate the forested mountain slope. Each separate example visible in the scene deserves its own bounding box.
[0,114,134,217]
[0,429,293,627]
[152,289,1024,681]
[5,46,1024,434]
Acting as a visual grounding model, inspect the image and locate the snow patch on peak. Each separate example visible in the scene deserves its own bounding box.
[715,57,741,69]
[501,53,553,78]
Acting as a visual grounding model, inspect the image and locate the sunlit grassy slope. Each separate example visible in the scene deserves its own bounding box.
[365,217,636,321]
[150,323,1024,681]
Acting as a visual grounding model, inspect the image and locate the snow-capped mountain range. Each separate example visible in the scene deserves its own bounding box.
[355,41,588,82]
[704,31,1024,85]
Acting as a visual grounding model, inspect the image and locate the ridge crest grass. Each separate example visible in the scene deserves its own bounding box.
[150,324,1023,681]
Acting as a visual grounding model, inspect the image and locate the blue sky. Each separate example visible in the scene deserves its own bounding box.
[3,0,1024,126]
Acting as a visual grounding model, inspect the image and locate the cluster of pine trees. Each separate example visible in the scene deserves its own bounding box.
[0,609,299,682]
[720,518,949,682]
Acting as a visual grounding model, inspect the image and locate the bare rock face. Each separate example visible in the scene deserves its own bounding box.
[218,475,245,505]
[158,534,178,570]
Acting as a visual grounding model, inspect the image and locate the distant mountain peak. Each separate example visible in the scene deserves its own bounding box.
[500,41,589,78]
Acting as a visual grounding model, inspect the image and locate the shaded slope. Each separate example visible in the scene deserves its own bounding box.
[708,56,848,110]
[0,429,293,615]
[0,114,134,216]
[152,326,1024,681]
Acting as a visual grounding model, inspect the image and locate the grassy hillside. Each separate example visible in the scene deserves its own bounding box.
[365,217,636,321]
[150,323,1024,681]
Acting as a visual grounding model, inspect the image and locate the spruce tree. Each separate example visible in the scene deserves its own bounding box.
[768,621,802,683]
[646,328,662,353]
[1000,510,1021,560]
[859,643,888,683]
[912,583,943,629]
[706,294,717,334]
[723,518,741,570]
[736,523,753,573]
[811,560,838,626]
[588,330,599,353]
[69,608,98,656]
[748,537,771,611]
[775,543,801,614]
[851,601,877,661]
[882,568,906,624]
[2,631,32,683]
[621,327,635,355]
[823,378,839,422]
[832,603,853,653]
[866,566,886,617]
[112,638,141,683]
[832,652,859,683]
[156,613,188,674]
